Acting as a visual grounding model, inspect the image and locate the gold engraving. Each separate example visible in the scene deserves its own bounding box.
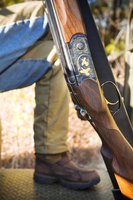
[81,57,89,67]
[80,67,90,76]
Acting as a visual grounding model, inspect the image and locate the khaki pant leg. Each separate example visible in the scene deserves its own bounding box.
[21,34,70,154]
[17,2,69,154]
[33,46,70,154]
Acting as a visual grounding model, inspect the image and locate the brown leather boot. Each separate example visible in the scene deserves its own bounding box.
[34,152,100,189]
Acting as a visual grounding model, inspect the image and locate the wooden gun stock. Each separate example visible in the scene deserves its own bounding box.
[48,0,133,198]
[76,78,133,199]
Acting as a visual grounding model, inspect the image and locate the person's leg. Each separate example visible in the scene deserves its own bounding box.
[34,46,69,154]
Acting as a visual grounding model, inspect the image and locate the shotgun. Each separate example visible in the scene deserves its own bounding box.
[43,0,133,199]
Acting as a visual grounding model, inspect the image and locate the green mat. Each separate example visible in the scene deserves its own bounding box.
[0,169,114,200]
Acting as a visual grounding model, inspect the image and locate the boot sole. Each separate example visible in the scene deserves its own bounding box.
[34,173,100,190]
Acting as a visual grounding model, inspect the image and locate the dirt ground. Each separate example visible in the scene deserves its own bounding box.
[0,57,125,170]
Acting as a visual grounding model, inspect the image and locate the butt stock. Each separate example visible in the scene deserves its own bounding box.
[45,0,133,199]
[76,78,133,199]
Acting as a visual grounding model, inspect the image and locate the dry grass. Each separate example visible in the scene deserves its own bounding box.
[0,85,35,168]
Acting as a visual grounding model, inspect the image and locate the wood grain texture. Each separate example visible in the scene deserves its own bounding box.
[76,78,133,190]
[53,0,85,43]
